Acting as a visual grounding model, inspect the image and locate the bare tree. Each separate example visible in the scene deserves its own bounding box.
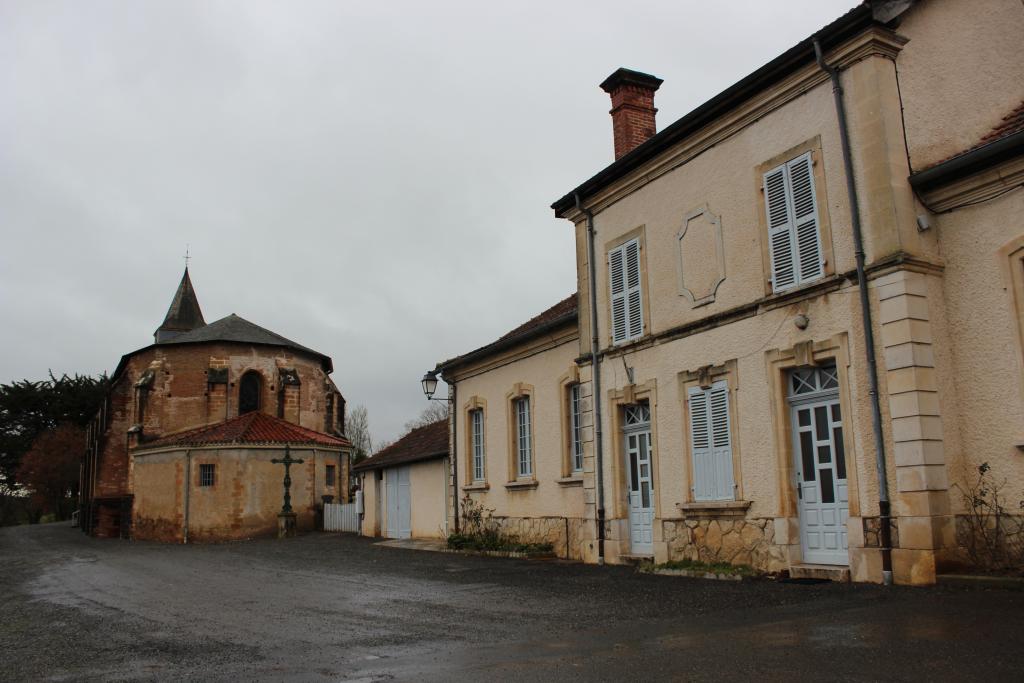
[402,402,450,435]
[347,404,372,464]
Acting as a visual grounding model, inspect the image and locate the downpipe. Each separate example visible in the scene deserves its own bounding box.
[575,192,606,564]
[814,39,893,585]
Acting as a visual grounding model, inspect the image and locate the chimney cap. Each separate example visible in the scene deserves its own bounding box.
[599,68,663,94]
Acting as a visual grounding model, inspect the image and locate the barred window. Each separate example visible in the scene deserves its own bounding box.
[199,464,215,487]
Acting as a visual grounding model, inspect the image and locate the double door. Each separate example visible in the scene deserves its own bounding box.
[625,428,654,556]
[385,466,411,539]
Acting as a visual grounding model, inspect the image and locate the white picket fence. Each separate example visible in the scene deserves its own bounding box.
[324,502,360,533]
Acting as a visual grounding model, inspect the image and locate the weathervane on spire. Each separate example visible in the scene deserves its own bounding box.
[183,245,191,269]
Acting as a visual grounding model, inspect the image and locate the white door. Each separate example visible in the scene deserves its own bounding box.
[789,366,849,565]
[385,466,412,539]
[623,404,654,556]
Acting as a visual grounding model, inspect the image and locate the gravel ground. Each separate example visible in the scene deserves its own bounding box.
[2,523,1023,681]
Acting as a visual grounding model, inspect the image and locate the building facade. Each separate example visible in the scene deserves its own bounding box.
[81,268,352,539]
[438,0,1024,584]
[355,419,450,541]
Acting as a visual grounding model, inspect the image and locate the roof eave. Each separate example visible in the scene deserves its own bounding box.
[436,311,578,376]
[551,4,876,217]
[909,130,1024,193]
[353,449,449,472]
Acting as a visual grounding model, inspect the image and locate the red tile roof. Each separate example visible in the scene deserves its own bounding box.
[495,293,578,343]
[924,100,1024,171]
[353,419,448,472]
[137,412,352,450]
[438,293,578,372]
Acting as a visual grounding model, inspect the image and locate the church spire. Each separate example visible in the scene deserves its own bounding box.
[154,267,206,343]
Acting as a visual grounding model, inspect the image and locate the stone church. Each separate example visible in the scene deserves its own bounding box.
[80,268,353,541]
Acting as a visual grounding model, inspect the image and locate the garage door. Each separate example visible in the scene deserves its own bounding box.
[385,466,411,539]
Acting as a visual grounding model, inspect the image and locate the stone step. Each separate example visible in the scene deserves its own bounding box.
[619,554,654,566]
[789,564,850,582]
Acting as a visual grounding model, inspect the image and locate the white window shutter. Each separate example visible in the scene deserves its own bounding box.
[708,382,735,501]
[609,246,627,343]
[788,153,824,283]
[625,240,643,339]
[689,381,735,501]
[610,239,643,344]
[764,152,823,292]
[764,165,796,292]
[688,386,713,501]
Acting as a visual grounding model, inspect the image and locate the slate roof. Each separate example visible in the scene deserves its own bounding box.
[137,411,352,450]
[551,3,878,216]
[437,293,578,373]
[161,313,325,359]
[353,419,448,472]
[155,268,205,339]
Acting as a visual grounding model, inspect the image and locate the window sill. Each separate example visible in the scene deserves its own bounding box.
[462,482,490,492]
[556,475,584,487]
[504,479,539,491]
[677,500,751,519]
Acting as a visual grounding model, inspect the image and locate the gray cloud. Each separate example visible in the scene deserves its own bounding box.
[0,0,856,444]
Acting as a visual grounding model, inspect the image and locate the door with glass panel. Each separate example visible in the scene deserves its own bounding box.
[623,404,654,556]
[789,365,849,565]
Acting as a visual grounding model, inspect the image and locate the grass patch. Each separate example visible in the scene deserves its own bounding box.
[446,533,554,555]
[647,558,756,576]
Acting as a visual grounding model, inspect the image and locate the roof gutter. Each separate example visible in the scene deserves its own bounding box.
[814,37,893,585]
[909,129,1024,194]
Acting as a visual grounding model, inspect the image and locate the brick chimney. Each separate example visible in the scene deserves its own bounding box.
[599,68,664,160]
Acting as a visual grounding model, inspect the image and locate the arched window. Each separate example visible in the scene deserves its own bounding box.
[238,371,262,414]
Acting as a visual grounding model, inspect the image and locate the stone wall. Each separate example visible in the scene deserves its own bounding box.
[663,518,789,573]
[492,516,587,561]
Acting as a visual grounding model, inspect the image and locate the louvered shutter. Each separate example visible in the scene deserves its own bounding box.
[609,246,627,343]
[764,165,796,292]
[688,386,713,501]
[624,239,643,340]
[787,153,824,283]
[764,152,823,292]
[689,381,735,501]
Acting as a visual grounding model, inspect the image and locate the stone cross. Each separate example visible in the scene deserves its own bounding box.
[271,445,305,514]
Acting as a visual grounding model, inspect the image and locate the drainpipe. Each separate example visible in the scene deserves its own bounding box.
[814,39,893,585]
[450,381,459,534]
[183,449,192,544]
[575,192,606,564]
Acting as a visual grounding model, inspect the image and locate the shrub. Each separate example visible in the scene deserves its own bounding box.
[447,496,553,555]
[953,462,1024,574]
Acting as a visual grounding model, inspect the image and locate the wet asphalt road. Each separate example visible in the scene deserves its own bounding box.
[2,524,1023,682]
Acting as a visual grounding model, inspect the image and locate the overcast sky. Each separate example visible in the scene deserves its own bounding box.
[0,0,856,445]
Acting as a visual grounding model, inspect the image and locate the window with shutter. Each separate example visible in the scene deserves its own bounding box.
[515,397,532,478]
[471,409,485,482]
[688,381,735,501]
[763,151,823,293]
[609,238,644,344]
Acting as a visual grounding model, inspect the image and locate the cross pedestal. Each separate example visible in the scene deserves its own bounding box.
[277,511,298,538]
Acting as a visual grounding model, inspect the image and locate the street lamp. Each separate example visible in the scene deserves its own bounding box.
[421,370,441,401]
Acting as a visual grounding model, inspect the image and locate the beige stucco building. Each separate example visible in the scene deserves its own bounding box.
[355,419,450,540]
[436,0,1024,584]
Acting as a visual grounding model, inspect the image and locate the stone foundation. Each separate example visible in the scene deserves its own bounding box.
[663,517,789,573]
[491,516,587,561]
